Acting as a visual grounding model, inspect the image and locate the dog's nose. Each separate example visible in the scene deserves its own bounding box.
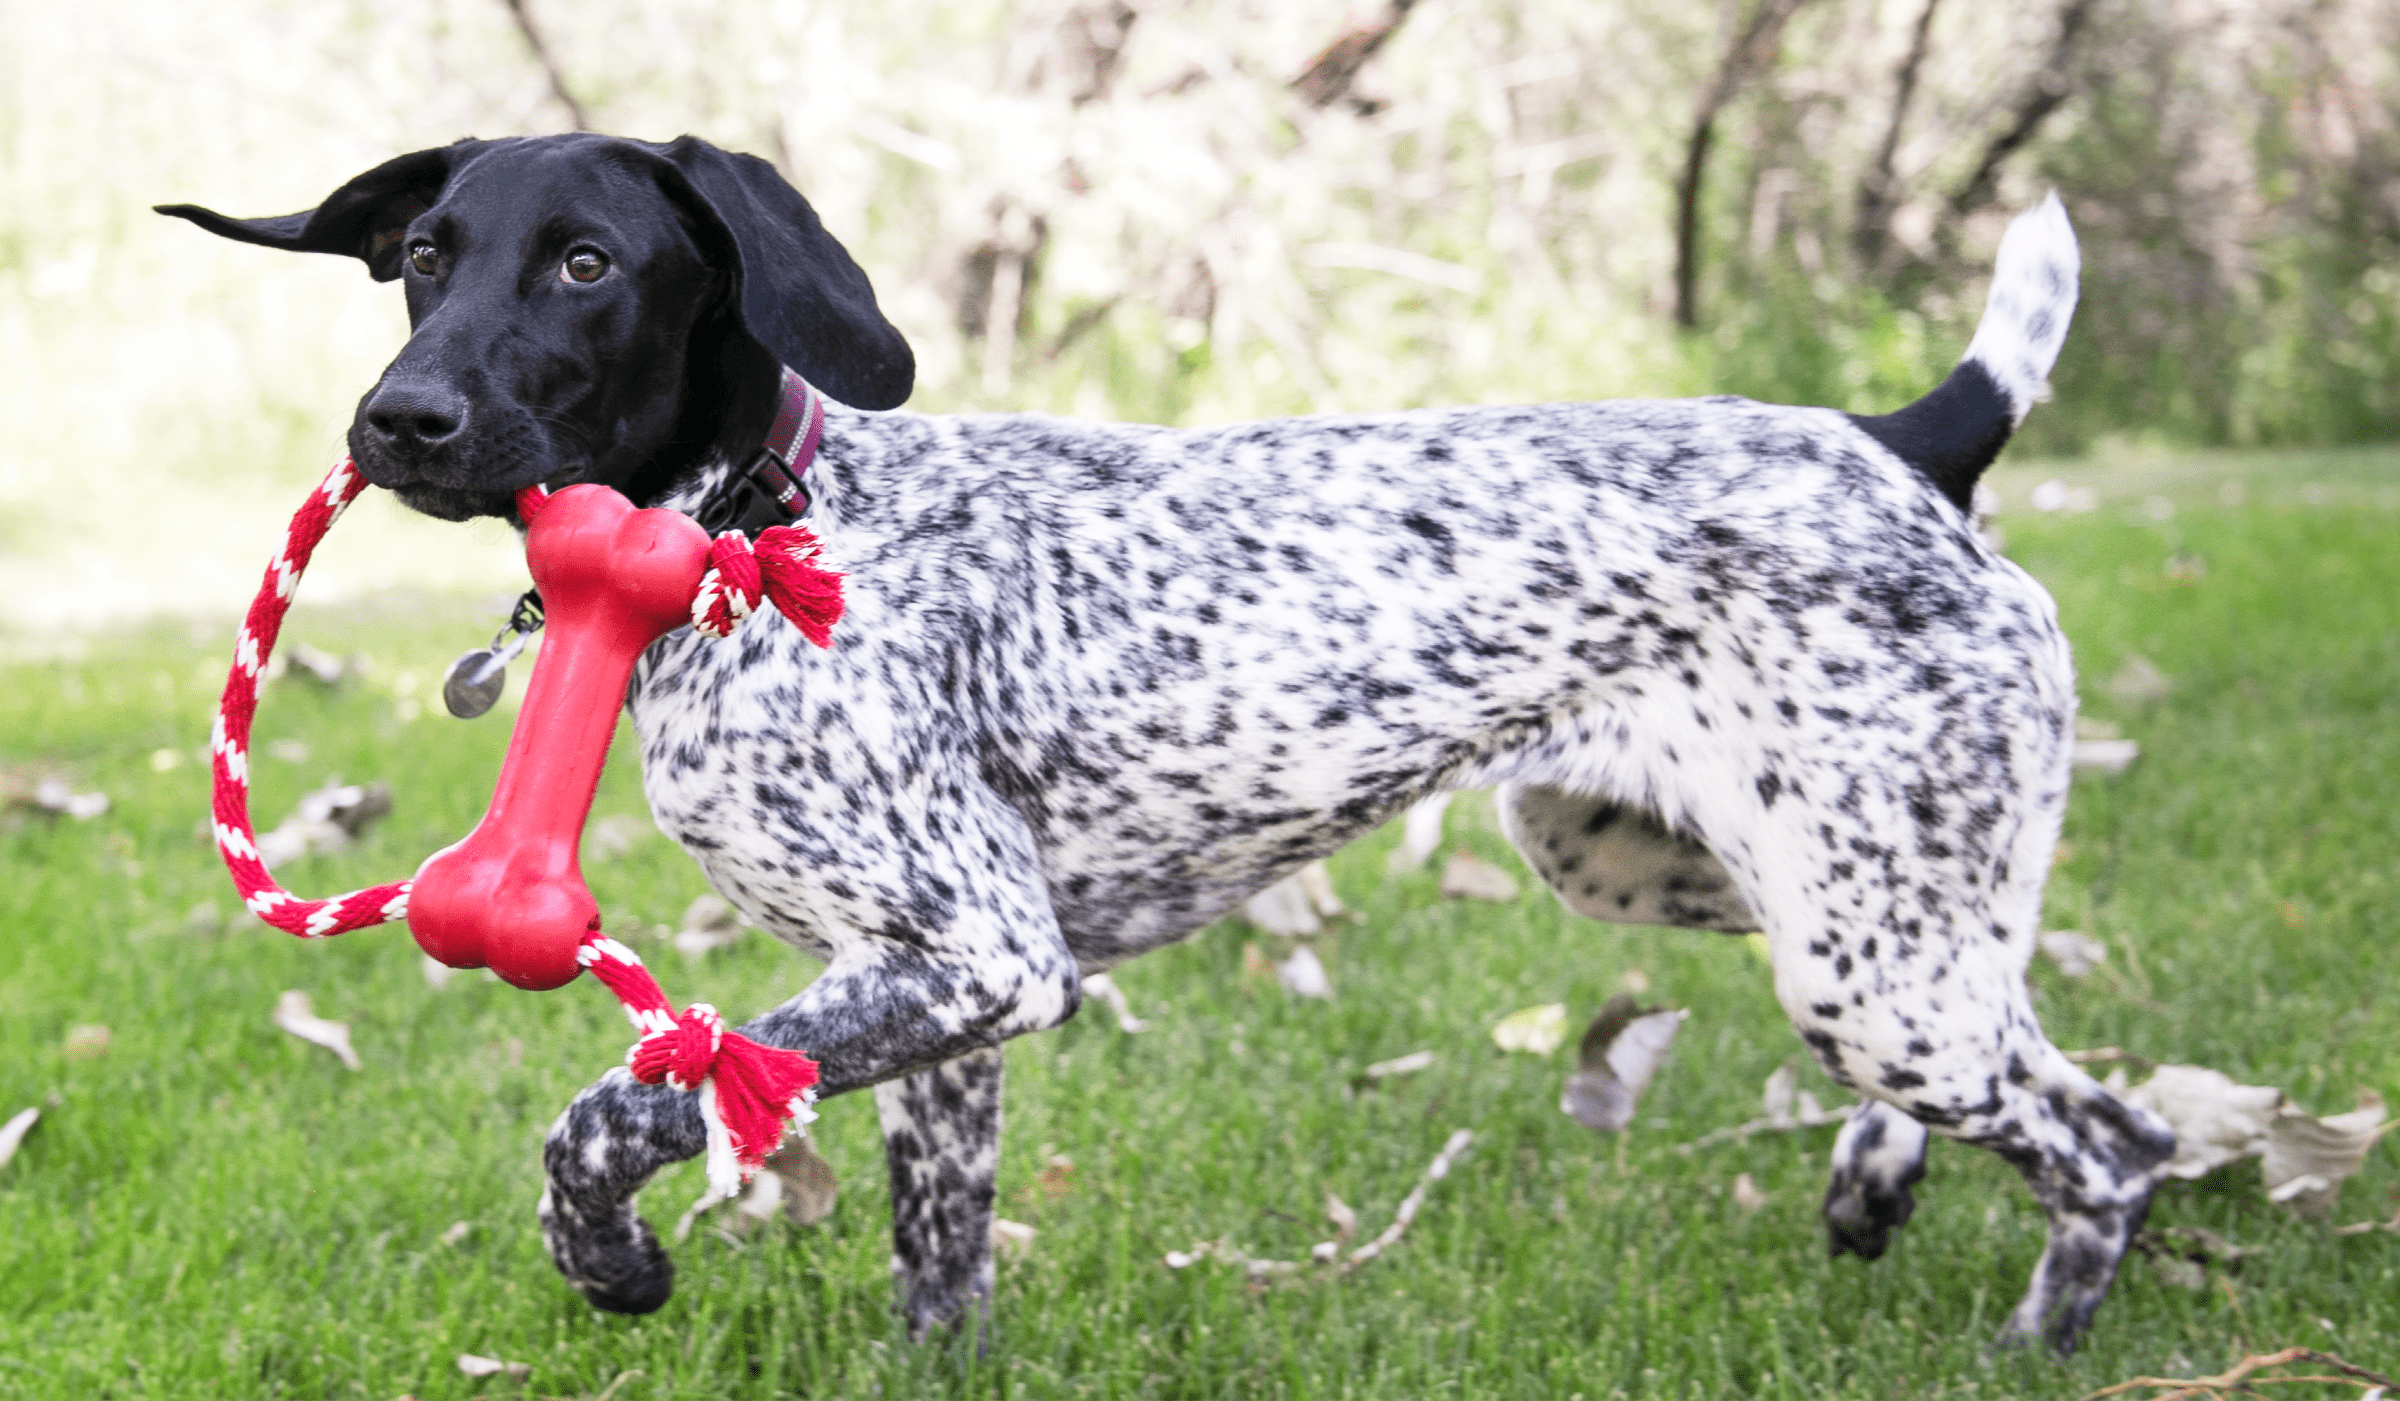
[363,380,469,450]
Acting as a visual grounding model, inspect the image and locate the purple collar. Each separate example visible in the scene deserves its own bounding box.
[692,368,825,538]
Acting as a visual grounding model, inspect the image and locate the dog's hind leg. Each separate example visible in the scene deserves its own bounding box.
[875,1048,1004,1338]
[1756,801,2173,1355]
[1822,1101,1930,1260]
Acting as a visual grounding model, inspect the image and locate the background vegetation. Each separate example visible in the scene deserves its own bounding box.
[7,0,2400,633]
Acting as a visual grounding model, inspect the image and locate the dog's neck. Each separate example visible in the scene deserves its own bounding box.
[649,367,840,549]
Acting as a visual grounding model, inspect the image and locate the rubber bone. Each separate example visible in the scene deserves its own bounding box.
[407,486,711,989]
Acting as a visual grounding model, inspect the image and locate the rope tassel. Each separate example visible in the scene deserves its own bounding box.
[580,935,820,1194]
[693,526,845,645]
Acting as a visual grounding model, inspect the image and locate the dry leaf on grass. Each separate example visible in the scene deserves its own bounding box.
[991,1218,1038,1255]
[439,1220,474,1247]
[2103,654,2175,708]
[672,894,746,957]
[1242,871,1320,937]
[1440,851,1520,903]
[421,954,454,990]
[1296,862,1347,921]
[4,774,110,821]
[1034,1154,1076,1202]
[2262,1093,2388,1215]
[61,1024,110,1060]
[2072,738,2142,776]
[255,780,392,868]
[1240,860,1350,937]
[455,1353,530,1380]
[272,991,360,1071]
[1080,972,1150,1032]
[0,1108,39,1172]
[1560,995,1687,1133]
[1490,1003,1568,1057]
[280,642,357,688]
[1732,1173,1768,1212]
[1362,1050,1434,1082]
[2039,930,2108,978]
[1385,792,1452,873]
[763,1134,841,1226]
[2117,1065,2283,1180]
[1277,946,1332,999]
[2,767,109,821]
[679,1133,842,1241]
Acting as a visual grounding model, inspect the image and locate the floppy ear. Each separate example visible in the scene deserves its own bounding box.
[154,142,485,282]
[647,136,915,411]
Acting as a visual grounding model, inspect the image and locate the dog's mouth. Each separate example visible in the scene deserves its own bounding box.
[389,480,525,523]
[351,425,587,523]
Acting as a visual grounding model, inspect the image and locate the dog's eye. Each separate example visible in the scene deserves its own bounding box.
[407,242,438,276]
[561,249,609,284]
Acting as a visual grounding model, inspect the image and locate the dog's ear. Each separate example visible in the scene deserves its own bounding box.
[154,143,483,282]
[647,137,914,411]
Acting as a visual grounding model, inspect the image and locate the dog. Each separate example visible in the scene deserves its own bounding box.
[161,132,2174,1355]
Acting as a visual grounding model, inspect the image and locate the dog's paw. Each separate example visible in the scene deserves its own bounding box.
[1822,1169,1918,1261]
[539,1185,675,1315]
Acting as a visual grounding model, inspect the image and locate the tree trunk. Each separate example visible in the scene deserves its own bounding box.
[1854,0,1943,271]
[1947,0,2099,220]
[1673,0,1816,329]
[500,0,591,131]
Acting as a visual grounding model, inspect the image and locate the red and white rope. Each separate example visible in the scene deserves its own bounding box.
[210,456,830,1183]
[211,457,412,937]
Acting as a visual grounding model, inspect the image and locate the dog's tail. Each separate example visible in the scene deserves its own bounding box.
[1848,193,2079,512]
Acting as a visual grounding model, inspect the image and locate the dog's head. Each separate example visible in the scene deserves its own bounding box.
[159,134,913,521]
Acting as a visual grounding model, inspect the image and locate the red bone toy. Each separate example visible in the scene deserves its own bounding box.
[212,458,837,1190]
[409,485,712,989]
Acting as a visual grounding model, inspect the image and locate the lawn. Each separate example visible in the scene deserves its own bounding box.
[1,445,2395,1399]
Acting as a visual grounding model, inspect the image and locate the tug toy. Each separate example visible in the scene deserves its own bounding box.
[211,457,840,1194]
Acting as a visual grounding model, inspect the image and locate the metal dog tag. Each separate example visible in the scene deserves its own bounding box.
[442,590,545,719]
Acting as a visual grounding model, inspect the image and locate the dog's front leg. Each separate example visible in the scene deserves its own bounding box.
[542,781,1076,1319]
[875,1048,1004,1337]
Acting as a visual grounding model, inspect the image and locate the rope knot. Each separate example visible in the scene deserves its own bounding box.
[691,526,844,646]
[628,1003,726,1091]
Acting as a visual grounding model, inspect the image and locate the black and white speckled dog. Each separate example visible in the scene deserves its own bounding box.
[161,133,2174,1354]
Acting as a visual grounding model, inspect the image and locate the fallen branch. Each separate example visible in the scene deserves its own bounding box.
[2079,1347,2395,1401]
[2334,1206,2400,1237]
[1338,1128,1474,1274]
[1164,1128,1475,1283]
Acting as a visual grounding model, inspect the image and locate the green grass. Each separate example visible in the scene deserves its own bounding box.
[2,447,2396,1399]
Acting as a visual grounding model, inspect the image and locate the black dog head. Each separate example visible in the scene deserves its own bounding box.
[158,134,913,521]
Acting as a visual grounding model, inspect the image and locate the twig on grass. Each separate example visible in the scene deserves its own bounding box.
[1165,1129,1475,1283]
[2078,1347,2395,1400]
[1337,1128,1473,1274]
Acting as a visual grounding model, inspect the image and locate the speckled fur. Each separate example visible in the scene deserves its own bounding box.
[531,196,2172,1353]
